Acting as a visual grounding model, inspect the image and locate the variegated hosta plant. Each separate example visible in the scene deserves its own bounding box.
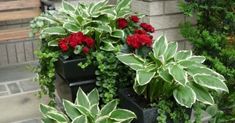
[117,36,229,108]
[40,88,136,123]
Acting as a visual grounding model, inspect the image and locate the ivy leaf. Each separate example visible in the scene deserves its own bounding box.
[74,45,83,55]
[173,85,196,108]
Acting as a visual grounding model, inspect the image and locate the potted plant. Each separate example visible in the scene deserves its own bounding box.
[40,88,137,123]
[117,36,229,123]
[31,0,139,103]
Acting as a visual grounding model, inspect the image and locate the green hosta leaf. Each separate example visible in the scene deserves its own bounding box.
[111,29,124,38]
[169,64,188,85]
[90,104,100,116]
[63,100,81,120]
[76,105,91,116]
[100,41,116,51]
[110,109,136,122]
[133,79,147,95]
[100,100,118,116]
[42,27,66,35]
[116,0,132,12]
[96,24,112,33]
[193,74,228,92]
[63,22,80,32]
[116,54,144,71]
[62,0,75,12]
[173,86,196,108]
[189,83,214,105]
[40,104,57,116]
[188,56,206,63]
[74,45,82,55]
[136,70,156,86]
[89,0,108,14]
[175,50,192,61]
[178,60,205,68]
[158,67,173,83]
[47,111,67,123]
[88,89,99,106]
[48,40,58,47]
[206,105,218,117]
[187,66,225,81]
[75,88,90,109]
[153,36,167,60]
[72,115,88,123]
[164,42,178,61]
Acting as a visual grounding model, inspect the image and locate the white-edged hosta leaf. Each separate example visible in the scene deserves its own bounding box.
[178,60,205,68]
[75,88,90,109]
[89,0,108,14]
[206,105,218,117]
[153,36,167,59]
[100,99,118,116]
[116,54,144,71]
[116,0,132,12]
[189,83,214,105]
[95,116,110,123]
[133,79,147,95]
[76,105,91,116]
[47,111,67,123]
[173,86,196,108]
[174,50,192,61]
[63,100,81,120]
[158,67,173,83]
[88,89,99,106]
[136,70,156,86]
[164,42,178,61]
[48,40,58,47]
[63,22,80,32]
[40,104,57,116]
[110,109,136,122]
[193,74,228,92]
[62,0,75,12]
[100,41,116,51]
[187,66,225,81]
[96,24,112,33]
[111,29,124,38]
[72,115,88,123]
[42,27,66,35]
[90,104,100,116]
[169,64,188,85]
[187,56,206,63]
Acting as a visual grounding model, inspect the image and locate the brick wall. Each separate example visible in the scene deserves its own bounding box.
[132,0,195,50]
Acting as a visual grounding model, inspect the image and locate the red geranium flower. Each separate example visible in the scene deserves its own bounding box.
[83,36,95,48]
[138,34,153,47]
[130,16,139,23]
[117,18,128,29]
[140,23,155,33]
[82,47,90,54]
[134,29,147,35]
[59,38,69,52]
[69,32,84,48]
[126,34,141,49]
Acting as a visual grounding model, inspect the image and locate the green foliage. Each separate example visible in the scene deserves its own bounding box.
[31,0,135,104]
[179,0,235,121]
[117,36,228,108]
[40,88,136,123]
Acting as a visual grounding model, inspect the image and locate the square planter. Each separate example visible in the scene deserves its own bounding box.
[118,88,157,123]
[55,73,96,102]
[55,57,96,81]
[118,88,191,123]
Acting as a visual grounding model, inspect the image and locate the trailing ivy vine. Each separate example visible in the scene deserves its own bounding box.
[179,0,235,121]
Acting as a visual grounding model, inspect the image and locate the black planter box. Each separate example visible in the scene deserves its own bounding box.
[118,88,192,123]
[55,73,96,102]
[118,88,157,123]
[55,57,96,81]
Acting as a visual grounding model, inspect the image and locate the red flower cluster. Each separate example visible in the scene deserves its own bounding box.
[117,18,128,29]
[58,32,95,54]
[140,23,155,33]
[130,16,139,23]
[126,32,153,49]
